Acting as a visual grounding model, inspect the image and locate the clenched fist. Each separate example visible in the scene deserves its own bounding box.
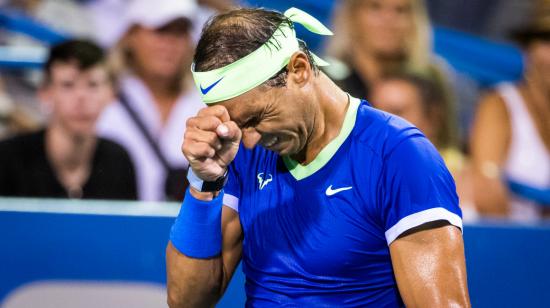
[182,105,242,182]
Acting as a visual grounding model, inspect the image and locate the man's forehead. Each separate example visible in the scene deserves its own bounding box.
[50,62,107,75]
[217,90,264,120]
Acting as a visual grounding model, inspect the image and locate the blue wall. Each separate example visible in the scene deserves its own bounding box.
[1,199,550,307]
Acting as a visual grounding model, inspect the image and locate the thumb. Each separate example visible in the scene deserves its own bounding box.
[217,121,242,143]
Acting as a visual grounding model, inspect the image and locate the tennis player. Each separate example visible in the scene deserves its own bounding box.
[167,7,470,307]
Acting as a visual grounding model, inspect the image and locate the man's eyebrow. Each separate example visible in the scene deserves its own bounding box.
[229,108,249,126]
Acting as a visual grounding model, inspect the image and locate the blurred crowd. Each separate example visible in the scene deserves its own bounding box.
[0,0,548,222]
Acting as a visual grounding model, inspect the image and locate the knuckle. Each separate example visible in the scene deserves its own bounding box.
[181,136,194,150]
[181,142,191,157]
[205,116,222,128]
[209,115,222,123]
[183,129,197,142]
[186,117,197,127]
[197,106,210,115]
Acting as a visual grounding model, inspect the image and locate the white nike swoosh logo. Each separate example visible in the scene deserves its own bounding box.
[325,185,353,196]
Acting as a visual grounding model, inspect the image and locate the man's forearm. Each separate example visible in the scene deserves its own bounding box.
[166,188,242,308]
[166,242,224,308]
[166,188,225,307]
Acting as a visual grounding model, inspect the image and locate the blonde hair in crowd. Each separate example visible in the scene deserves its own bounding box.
[107,26,193,92]
[327,0,458,149]
[327,0,432,73]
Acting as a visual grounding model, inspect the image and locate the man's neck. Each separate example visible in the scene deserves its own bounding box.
[291,73,350,165]
[46,124,96,174]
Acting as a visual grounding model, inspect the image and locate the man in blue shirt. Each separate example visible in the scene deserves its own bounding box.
[167,7,470,307]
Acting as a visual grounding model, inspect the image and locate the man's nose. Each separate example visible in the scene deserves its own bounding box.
[75,86,89,108]
[241,127,262,149]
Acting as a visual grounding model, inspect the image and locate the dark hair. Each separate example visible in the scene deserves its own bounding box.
[193,8,318,87]
[386,73,444,116]
[44,39,108,83]
[382,72,453,148]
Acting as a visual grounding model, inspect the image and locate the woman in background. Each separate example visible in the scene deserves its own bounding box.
[327,0,432,95]
[326,0,466,145]
[96,0,205,201]
[470,1,550,220]
[372,73,475,220]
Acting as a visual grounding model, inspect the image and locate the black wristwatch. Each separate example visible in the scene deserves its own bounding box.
[187,167,228,192]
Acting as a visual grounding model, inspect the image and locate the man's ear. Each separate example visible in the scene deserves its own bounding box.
[286,51,313,88]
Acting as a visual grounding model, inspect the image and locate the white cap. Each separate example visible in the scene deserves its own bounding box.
[92,0,199,47]
[124,0,198,30]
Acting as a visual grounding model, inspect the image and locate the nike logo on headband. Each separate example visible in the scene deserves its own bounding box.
[200,77,224,95]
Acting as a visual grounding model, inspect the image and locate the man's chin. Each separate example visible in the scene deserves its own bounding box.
[67,127,95,141]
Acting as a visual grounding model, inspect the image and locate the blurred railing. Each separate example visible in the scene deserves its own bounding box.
[0,8,68,70]
[0,9,68,44]
[1,197,550,307]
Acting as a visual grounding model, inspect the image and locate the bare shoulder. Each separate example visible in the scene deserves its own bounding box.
[471,89,512,156]
[476,90,510,123]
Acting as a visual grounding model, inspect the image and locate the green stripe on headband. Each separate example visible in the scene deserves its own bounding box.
[191,7,333,104]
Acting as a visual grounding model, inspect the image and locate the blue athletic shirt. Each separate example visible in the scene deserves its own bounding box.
[222,97,462,307]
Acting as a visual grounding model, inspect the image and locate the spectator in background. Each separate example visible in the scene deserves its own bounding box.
[0,0,95,137]
[372,74,460,171]
[0,39,137,200]
[470,0,550,220]
[326,0,460,145]
[87,0,234,48]
[371,73,475,219]
[326,0,440,96]
[96,0,205,201]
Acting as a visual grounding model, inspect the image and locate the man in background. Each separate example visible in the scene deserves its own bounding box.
[0,39,137,200]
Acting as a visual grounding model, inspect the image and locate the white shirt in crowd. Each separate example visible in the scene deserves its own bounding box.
[498,82,550,221]
[97,75,205,201]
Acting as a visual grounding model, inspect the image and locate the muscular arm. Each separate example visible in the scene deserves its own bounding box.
[470,92,511,216]
[167,104,244,307]
[166,203,243,308]
[390,222,470,308]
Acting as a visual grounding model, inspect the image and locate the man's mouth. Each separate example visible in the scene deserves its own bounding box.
[262,136,278,148]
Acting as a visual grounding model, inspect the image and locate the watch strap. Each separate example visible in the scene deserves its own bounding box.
[188,168,228,192]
